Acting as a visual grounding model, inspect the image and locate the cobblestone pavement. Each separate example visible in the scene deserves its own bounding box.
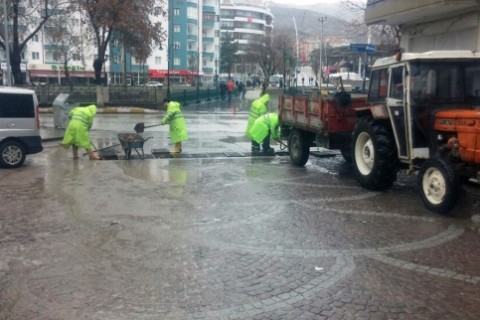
[1,113,480,320]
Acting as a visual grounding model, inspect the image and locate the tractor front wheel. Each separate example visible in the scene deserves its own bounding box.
[418,158,459,214]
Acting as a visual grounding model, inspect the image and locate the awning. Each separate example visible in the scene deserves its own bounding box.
[29,69,95,78]
[149,69,197,78]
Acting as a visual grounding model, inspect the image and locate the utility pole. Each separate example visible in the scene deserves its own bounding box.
[167,0,172,99]
[3,0,12,85]
[319,17,327,94]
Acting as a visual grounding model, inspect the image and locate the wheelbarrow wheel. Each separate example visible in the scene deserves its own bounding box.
[125,149,131,159]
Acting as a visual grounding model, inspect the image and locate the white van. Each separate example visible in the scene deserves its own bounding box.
[0,87,43,168]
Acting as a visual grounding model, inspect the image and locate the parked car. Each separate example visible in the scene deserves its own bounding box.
[144,81,163,87]
[0,87,43,168]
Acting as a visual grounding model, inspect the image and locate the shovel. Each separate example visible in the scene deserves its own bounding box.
[133,122,163,133]
[134,122,164,133]
[82,143,120,157]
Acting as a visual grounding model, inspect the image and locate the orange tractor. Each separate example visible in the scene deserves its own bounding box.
[279,51,480,213]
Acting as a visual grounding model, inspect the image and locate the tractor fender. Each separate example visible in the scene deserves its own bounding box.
[354,104,389,120]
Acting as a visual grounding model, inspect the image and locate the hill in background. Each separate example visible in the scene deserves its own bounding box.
[268,2,367,44]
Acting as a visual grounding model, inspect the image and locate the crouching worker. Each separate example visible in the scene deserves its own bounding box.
[61,104,101,160]
[161,98,188,153]
[248,112,280,153]
[245,93,270,152]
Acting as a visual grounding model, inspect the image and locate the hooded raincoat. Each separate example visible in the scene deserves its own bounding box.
[245,93,270,138]
[161,101,188,144]
[249,113,280,144]
[61,105,97,149]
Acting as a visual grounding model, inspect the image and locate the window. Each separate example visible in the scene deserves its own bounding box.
[72,53,81,61]
[154,7,162,16]
[174,57,180,66]
[368,68,388,102]
[32,34,39,42]
[155,56,161,64]
[173,8,180,16]
[173,41,180,50]
[32,52,40,60]
[174,24,180,33]
[389,66,404,100]
[0,93,34,118]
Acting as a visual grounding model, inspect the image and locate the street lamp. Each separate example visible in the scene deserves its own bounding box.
[319,17,327,93]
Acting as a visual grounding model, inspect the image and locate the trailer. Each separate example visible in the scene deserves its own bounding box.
[279,50,480,214]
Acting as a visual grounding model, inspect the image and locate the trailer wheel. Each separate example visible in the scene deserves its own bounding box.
[288,129,310,166]
[0,141,26,169]
[352,117,398,190]
[418,158,459,214]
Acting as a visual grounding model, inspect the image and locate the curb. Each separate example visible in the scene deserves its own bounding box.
[39,107,158,114]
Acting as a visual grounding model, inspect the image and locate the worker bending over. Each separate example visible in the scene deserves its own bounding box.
[161,98,188,153]
[245,93,270,152]
[248,112,280,154]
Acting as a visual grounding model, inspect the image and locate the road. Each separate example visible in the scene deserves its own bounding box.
[1,112,480,320]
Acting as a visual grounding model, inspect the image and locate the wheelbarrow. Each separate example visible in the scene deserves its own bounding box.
[117,133,153,159]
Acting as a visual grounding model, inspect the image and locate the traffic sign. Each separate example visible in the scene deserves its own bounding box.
[349,43,376,53]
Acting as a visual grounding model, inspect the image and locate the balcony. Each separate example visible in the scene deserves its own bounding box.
[365,0,479,25]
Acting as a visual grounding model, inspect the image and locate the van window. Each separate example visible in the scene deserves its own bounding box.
[0,93,35,118]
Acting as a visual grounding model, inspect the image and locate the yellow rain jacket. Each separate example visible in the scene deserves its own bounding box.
[161,101,188,144]
[61,105,97,149]
[249,113,280,144]
[245,93,270,138]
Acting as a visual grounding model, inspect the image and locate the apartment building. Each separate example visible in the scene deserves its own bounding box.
[365,0,480,52]
[220,0,273,81]
[148,0,221,86]
[1,0,221,86]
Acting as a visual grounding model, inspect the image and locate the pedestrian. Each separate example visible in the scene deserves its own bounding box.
[220,81,227,100]
[160,98,188,153]
[61,104,101,160]
[237,81,245,100]
[248,112,280,153]
[245,92,270,152]
[227,79,234,104]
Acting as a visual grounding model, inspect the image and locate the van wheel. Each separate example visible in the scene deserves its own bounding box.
[418,158,459,214]
[352,117,398,190]
[288,128,310,166]
[0,141,26,168]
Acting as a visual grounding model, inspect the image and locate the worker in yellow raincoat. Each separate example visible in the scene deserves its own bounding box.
[248,112,280,154]
[61,104,101,160]
[245,93,270,152]
[161,98,188,153]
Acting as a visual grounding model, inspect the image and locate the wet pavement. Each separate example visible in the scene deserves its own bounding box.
[1,110,480,320]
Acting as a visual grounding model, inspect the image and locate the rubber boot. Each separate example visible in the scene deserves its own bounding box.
[72,146,79,160]
[87,150,101,160]
[170,142,182,153]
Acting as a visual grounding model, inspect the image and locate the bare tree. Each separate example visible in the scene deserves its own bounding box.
[339,0,401,50]
[220,32,238,78]
[0,0,64,85]
[76,0,166,85]
[247,28,294,93]
[44,6,87,87]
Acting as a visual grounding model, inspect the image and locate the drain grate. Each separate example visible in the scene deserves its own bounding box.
[99,151,281,160]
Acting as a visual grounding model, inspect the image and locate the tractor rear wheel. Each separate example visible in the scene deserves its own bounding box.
[288,128,310,166]
[352,117,398,190]
[418,158,459,214]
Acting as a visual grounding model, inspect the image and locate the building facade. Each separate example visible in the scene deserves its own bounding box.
[219,0,273,81]
[148,0,221,86]
[365,0,480,52]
